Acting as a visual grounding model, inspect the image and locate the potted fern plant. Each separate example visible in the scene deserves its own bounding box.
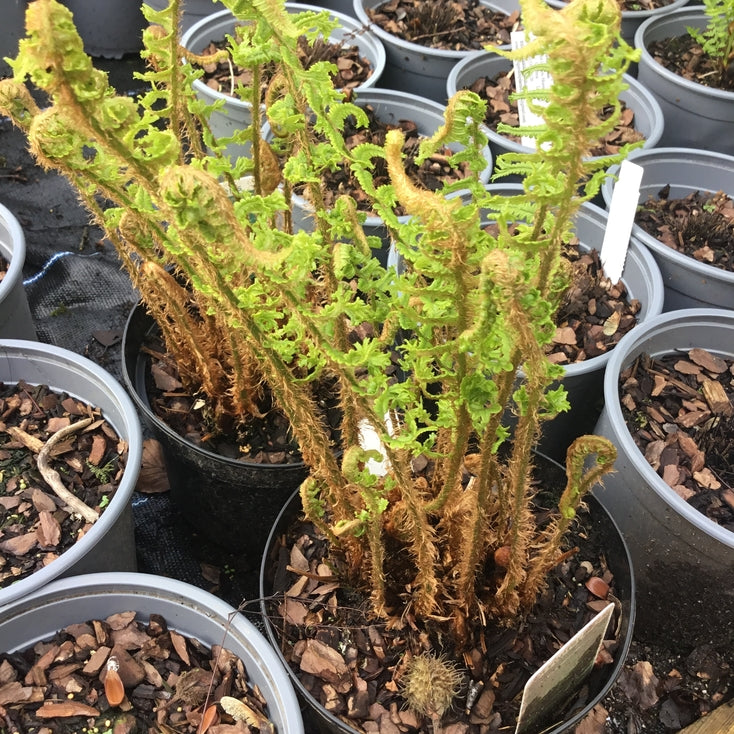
[1,0,636,729]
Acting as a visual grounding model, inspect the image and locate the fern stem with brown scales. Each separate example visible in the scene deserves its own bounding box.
[383,127,475,518]
[518,436,617,606]
[138,261,231,400]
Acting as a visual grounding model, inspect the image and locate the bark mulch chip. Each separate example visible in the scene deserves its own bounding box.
[619,347,734,529]
[0,611,275,733]
[0,380,128,589]
[635,186,734,272]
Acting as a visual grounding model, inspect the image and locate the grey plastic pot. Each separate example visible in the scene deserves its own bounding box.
[0,572,304,734]
[0,202,36,340]
[446,51,665,183]
[433,185,665,460]
[0,0,25,78]
[634,7,734,155]
[601,147,734,311]
[593,309,734,650]
[0,340,143,607]
[544,0,688,47]
[260,481,635,734]
[287,87,494,264]
[353,0,519,104]
[181,5,387,162]
[60,0,145,58]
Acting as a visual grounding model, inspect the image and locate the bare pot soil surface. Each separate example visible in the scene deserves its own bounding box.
[263,458,628,733]
[635,187,734,272]
[0,381,128,589]
[545,242,639,364]
[464,70,645,155]
[646,34,734,92]
[0,610,275,733]
[367,0,520,49]
[618,347,734,528]
[197,33,374,97]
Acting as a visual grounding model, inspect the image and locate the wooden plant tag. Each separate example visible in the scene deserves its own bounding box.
[510,31,552,150]
[515,602,614,734]
[600,159,643,284]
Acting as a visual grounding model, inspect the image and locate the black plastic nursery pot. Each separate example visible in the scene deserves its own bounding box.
[259,470,636,734]
[121,303,309,558]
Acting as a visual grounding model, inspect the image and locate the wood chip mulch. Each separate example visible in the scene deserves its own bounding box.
[549,242,640,364]
[0,611,275,734]
[647,34,734,92]
[464,70,645,155]
[619,347,734,529]
[197,33,374,99]
[367,0,520,49]
[0,381,128,589]
[634,186,734,272]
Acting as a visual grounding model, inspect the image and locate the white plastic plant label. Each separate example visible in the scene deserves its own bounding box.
[515,601,615,734]
[510,31,552,149]
[600,159,644,284]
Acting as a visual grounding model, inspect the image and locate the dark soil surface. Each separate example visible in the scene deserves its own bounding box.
[0,381,128,589]
[141,333,306,466]
[635,187,734,272]
[0,610,275,733]
[263,459,630,733]
[647,34,734,92]
[367,0,520,49]
[619,348,734,529]
[197,33,375,97]
[464,70,645,155]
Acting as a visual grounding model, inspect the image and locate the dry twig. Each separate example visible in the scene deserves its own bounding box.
[36,417,99,524]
